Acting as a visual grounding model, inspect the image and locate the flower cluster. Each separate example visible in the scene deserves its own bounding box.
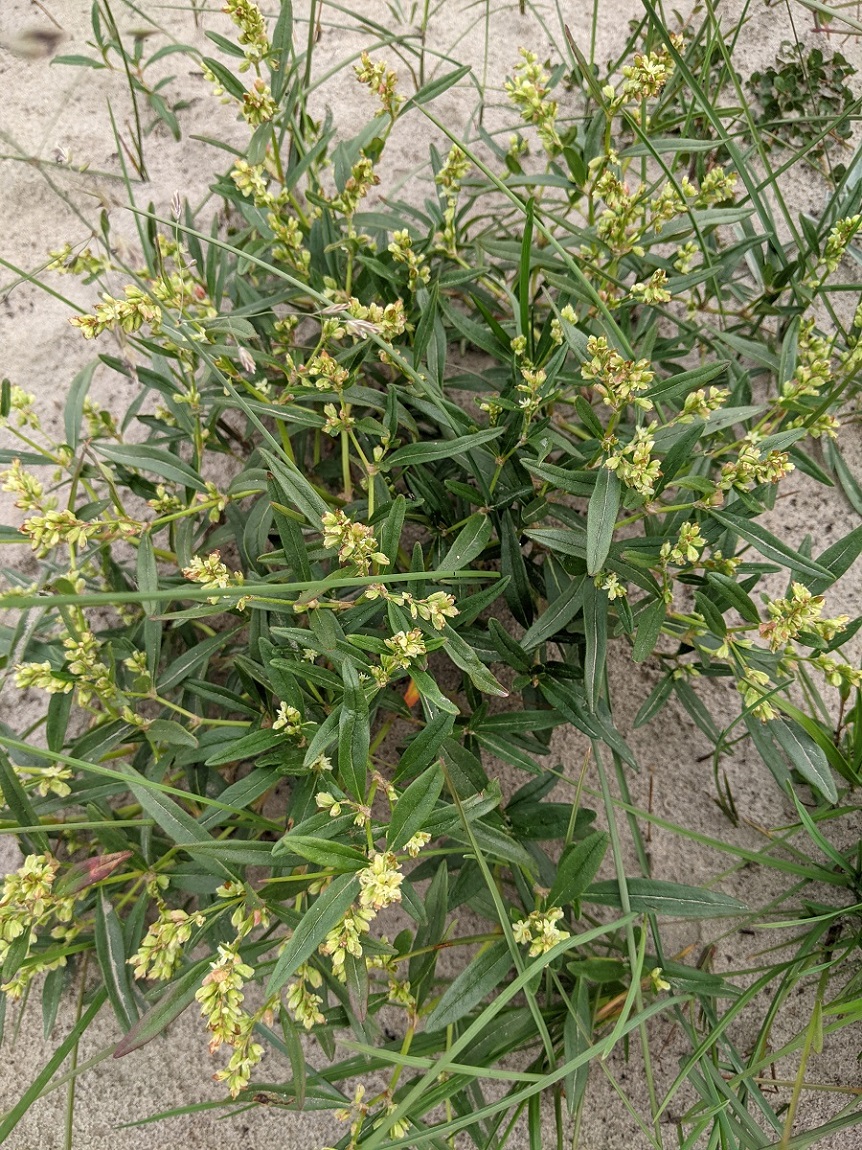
[19,509,123,556]
[719,437,794,490]
[679,386,729,422]
[358,851,405,912]
[581,336,655,411]
[355,51,403,118]
[604,39,679,110]
[387,230,429,291]
[341,297,408,345]
[435,145,471,255]
[823,214,861,273]
[595,571,626,600]
[780,319,833,403]
[331,154,380,219]
[604,426,661,498]
[182,551,246,605]
[286,962,325,1029]
[512,907,570,956]
[223,0,271,68]
[320,905,375,977]
[0,854,77,1000]
[630,269,671,304]
[272,701,304,739]
[737,667,777,722]
[812,655,862,694]
[363,584,459,630]
[0,383,40,430]
[69,286,161,339]
[14,661,73,695]
[48,242,110,278]
[129,906,205,981]
[0,854,59,960]
[195,944,270,1096]
[505,49,563,155]
[760,583,847,651]
[63,628,120,708]
[242,78,278,126]
[515,364,548,419]
[371,628,427,687]
[663,522,706,566]
[195,944,254,1051]
[312,853,405,997]
[697,166,738,205]
[302,349,350,391]
[321,510,388,574]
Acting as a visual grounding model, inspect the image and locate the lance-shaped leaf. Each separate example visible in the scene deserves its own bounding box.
[424,941,514,1031]
[586,467,620,576]
[585,879,746,917]
[387,762,443,850]
[267,874,359,996]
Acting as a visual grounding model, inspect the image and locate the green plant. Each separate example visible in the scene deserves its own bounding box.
[2,2,862,1147]
[747,39,858,178]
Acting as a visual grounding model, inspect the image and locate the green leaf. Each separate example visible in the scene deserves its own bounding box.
[269,0,293,101]
[501,510,533,627]
[523,459,595,497]
[95,893,138,1031]
[64,360,98,451]
[437,623,509,697]
[262,448,329,528]
[282,835,367,870]
[201,56,246,99]
[549,831,609,907]
[585,879,746,917]
[158,628,242,692]
[385,427,503,468]
[203,728,282,766]
[632,598,666,663]
[705,571,761,624]
[343,949,369,1023]
[644,361,728,403]
[388,762,443,850]
[708,510,831,581]
[518,197,535,349]
[0,750,49,853]
[379,494,406,568]
[114,959,210,1058]
[94,443,209,492]
[586,467,620,576]
[563,980,592,1117]
[424,941,514,1031]
[809,523,862,595]
[439,513,492,570]
[582,580,607,712]
[339,662,370,799]
[267,874,360,995]
[120,770,234,879]
[771,717,837,803]
[395,710,455,783]
[521,575,586,651]
[408,667,460,714]
[147,719,198,748]
[403,64,472,109]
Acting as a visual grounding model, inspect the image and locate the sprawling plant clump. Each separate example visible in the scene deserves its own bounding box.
[1,2,862,1146]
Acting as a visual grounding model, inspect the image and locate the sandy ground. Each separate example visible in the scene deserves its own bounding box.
[1,0,861,1147]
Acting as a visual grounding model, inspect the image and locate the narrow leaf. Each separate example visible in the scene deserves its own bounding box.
[586,467,620,576]
[267,874,359,995]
